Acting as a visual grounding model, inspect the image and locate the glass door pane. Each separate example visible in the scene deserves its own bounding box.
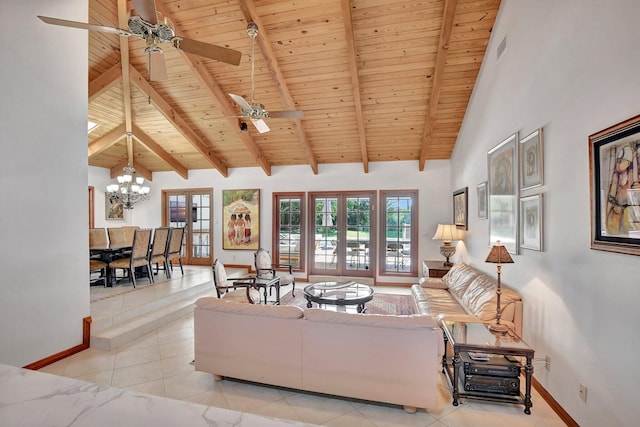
[165,190,212,266]
[345,196,371,272]
[312,196,338,272]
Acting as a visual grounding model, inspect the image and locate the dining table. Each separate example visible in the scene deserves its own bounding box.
[90,243,132,287]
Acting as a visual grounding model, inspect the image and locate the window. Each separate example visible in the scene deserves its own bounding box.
[380,190,418,275]
[273,193,305,271]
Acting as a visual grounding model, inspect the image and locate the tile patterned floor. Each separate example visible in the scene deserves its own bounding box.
[41,268,566,426]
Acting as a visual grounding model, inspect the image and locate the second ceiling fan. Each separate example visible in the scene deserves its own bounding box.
[229,23,304,134]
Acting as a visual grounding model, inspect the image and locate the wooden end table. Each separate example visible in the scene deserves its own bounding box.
[441,320,535,414]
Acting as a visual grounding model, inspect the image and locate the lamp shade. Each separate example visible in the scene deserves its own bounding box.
[432,224,460,242]
[485,241,514,264]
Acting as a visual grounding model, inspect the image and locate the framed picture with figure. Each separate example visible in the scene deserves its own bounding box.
[487,132,519,254]
[453,187,468,230]
[520,128,544,190]
[520,194,543,251]
[222,189,260,250]
[589,114,640,255]
[105,195,124,220]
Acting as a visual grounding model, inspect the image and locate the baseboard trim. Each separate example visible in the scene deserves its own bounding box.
[532,376,578,426]
[23,316,92,371]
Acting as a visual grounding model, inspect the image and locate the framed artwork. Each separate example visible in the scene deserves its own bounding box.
[520,194,543,251]
[453,187,468,230]
[488,132,519,254]
[223,189,260,250]
[520,128,544,190]
[589,114,640,256]
[105,195,124,220]
[476,181,488,219]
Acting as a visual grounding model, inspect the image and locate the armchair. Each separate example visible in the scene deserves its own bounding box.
[212,259,260,304]
[254,248,296,297]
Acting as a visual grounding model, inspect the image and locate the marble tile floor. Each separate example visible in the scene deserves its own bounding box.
[41,267,566,426]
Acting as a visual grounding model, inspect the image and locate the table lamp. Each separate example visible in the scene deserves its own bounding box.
[485,240,514,334]
[432,224,460,266]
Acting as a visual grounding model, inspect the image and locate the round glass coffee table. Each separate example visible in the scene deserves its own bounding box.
[303,281,374,313]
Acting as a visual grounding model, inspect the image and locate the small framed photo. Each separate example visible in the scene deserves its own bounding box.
[453,187,468,230]
[476,181,488,219]
[520,128,544,190]
[520,194,543,251]
[105,195,124,220]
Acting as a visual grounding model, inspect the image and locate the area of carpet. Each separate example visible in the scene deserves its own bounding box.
[279,290,416,315]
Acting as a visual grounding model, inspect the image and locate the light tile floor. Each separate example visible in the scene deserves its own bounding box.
[42,268,566,426]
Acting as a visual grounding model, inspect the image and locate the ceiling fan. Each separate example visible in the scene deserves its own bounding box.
[37,0,241,82]
[228,23,303,134]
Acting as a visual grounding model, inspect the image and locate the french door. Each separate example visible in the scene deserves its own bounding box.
[162,189,213,266]
[309,192,376,277]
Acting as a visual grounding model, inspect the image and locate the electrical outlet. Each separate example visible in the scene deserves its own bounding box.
[545,355,551,371]
[579,383,587,402]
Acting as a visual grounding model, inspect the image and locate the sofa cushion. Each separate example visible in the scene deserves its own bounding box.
[442,263,480,299]
[303,308,438,329]
[196,297,304,319]
[458,274,521,321]
[414,288,468,317]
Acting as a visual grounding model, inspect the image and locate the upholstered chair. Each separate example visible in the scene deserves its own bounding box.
[108,228,153,288]
[150,227,171,279]
[212,259,260,303]
[165,226,185,277]
[89,259,108,287]
[254,248,296,297]
[89,228,108,247]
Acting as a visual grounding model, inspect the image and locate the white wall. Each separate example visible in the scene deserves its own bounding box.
[0,0,89,366]
[452,0,640,425]
[91,160,453,283]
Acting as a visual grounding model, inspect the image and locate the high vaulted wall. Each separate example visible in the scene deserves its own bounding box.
[0,0,89,366]
[451,0,640,425]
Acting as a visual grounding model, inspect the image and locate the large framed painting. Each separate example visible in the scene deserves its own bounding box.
[520,128,544,190]
[488,132,519,254]
[589,114,640,256]
[520,194,543,251]
[453,187,468,230]
[223,189,260,250]
[105,195,124,220]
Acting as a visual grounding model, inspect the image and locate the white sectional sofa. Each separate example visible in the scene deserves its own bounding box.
[194,297,443,413]
[412,263,523,337]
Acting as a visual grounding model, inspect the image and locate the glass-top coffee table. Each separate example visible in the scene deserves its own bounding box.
[303,281,373,313]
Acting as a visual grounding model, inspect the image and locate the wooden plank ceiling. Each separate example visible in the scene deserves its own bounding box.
[84,0,500,179]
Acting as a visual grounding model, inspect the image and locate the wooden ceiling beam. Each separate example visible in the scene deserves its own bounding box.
[237,0,319,175]
[132,124,189,180]
[88,123,126,157]
[89,63,122,102]
[129,65,229,177]
[341,0,369,173]
[153,1,271,176]
[419,0,459,170]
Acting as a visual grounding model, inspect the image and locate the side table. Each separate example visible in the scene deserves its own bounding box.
[422,260,452,278]
[440,320,535,414]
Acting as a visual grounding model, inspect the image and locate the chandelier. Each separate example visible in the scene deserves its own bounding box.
[106,165,150,209]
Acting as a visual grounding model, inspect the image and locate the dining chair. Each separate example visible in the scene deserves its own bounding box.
[89,228,107,247]
[212,259,260,303]
[165,226,185,277]
[150,227,171,279]
[89,259,108,287]
[121,226,139,245]
[254,248,296,297]
[108,228,153,288]
[107,227,127,246]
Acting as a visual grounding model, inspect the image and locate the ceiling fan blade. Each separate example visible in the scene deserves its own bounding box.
[38,16,130,36]
[174,37,241,66]
[251,118,270,134]
[148,50,168,81]
[229,93,253,111]
[268,110,304,119]
[131,0,158,25]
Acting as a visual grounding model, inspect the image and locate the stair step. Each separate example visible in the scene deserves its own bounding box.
[90,267,248,351]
